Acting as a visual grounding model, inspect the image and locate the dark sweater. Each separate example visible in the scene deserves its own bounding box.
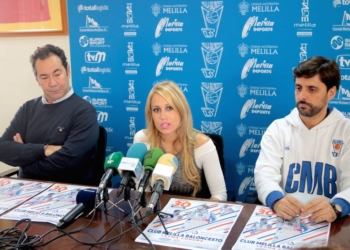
[0,93,99,184]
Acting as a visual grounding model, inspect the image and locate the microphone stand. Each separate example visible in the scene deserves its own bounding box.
[153,199,172,235]
[130,190,147,223]
[98,186,127,214]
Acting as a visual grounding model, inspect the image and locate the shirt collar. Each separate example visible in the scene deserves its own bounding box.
[41,88,74,104]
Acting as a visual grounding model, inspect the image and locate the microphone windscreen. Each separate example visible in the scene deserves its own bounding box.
[104,151,124,171]
[76,188,96,211]
[158,153,179,174]
[126,142,148,162]
[143,148,164,172]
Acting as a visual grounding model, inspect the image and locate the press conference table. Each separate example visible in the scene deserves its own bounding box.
[0,183,350,249]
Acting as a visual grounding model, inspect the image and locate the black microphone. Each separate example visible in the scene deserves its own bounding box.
[97,152,124,195]
[146,180,164,216]
[57,188,97,229]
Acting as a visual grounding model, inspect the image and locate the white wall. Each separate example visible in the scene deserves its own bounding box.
[0,36,70,173]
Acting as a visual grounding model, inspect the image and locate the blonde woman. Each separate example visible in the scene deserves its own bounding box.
[134,81,227,201]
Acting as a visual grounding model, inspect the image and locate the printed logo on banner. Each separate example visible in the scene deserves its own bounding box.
[155,17,184,38]
[330,35,350,50]
[122,42,140,75]
[342,74,350,80]
[201,42,223,78]
[241,58,273,79]
[236,123,247,137]
[105,127,113,133]
[299,43,308,62]
[294,0,316,37]
[97,111,108,123]
[332,11,350,31]
[124,80,141,112]
[79,15,109,32]
[84,51,106,63]
[178,82,189,92]
[155,57,184,77]
[201,1,224,38]
[201,121,222,134]
[201,82,223,117]
[238,43,279,57]
[239,138,260,158]
[122,3,139,37]
[240,99,272,119]
[337,54,350,70]
[237,83,277,98]
[151,3,188,17]
[152,43,188,56]
[238,176,256,197]
[239,1,279,15]
[236,162,246,175]
[330,86,350,105]
[333,0,350,7]
[77,4,109,12]
[130,117,136,137]
[79,35,110,48]
[83,96,112,108]
[82,77,110,93]
[238,0,250,15]
[81,66,111,74]
[242,16,274,39]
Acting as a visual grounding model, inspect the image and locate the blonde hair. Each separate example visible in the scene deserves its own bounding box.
[144,81,200,196]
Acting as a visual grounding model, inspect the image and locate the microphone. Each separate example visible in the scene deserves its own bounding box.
[146,154,178,216]
[57,188,97,229]
[117,142,148,197]
[135,148,164,200]
[97,152,124,195]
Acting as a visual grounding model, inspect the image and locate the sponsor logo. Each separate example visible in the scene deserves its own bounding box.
[81,66,111,74]
[82,77,111,93]
[299,43,308,62]
[237,83,277,98]
[337,55,350,69]
[236,123,247,137]
[238,176,256,196]
[155,57,184,77]
[85,51,106,63]
[97,111,108,123]
[238,43,249,57]
[201,1,224,38]
[105,127,113,133]
[79,35,110,48]
[330,86,350,105]
[129,117,136,136]
[152,43,188,56]
[241,58,273,79]
[331,36,350,50]
[77,5,109,12]
[294,0,316,37]
[236,162,246,175]
[155,17,184,38]
[79,15,109,32]
[122,42,140,75]
[151,3,188,17]
[201,82,223,117]
[242,16,274,39]
[83,96,112,108]
[240,99,272,119]
[239,138,260,158]
[342,74,350,80]
[333,0,350,7]
[332,10,350,31]
[201,42,223,78]
[239,1,280,15]
[238,43,278,57]
[124,80,140,112]
[332,139,344,157]
[201,121,222,134]
[122,3,139,37]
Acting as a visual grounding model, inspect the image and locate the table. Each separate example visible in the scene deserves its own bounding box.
[0,185,349,249]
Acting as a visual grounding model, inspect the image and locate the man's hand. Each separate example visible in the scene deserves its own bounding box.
[301,197,337,223]
[13,133,23,143]
[44,145,62,157]
[274,195,303,220]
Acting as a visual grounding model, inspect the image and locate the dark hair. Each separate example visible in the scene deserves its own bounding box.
[30,44,68,75]
[293,56,340,90]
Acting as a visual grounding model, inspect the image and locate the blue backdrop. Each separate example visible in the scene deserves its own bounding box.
[67,0,350,202]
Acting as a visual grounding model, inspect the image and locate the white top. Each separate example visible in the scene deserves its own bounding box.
[134,130,227,201]
[255,108,350,215]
